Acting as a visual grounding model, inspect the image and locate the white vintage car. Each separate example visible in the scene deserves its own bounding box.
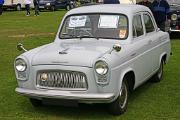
[14,4,171,115]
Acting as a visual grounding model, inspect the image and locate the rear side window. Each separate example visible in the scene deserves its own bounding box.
[143,14,155,33]
[133,15,143,37]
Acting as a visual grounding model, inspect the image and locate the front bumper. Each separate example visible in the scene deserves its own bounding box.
[169,20,180,32]
[169,28,180,32]
[16,87,115,103]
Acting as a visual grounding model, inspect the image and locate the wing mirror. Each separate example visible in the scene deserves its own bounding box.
[113,44,121,52]
[17,43,27,52]
[109,44,121,54]
[157,28,160,32]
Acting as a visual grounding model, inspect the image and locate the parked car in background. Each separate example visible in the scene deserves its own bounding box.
[39,0,75,11]
[80,0,91,5]
[96,0,137,4]
[14,4,171,115]
[3,0,34,11]
[120,0,136,4]
[167,0,180,33]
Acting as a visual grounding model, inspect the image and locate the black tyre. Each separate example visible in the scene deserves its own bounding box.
[16,4,21,11]
[108,79,129,115]
[152,60,164,82]
[51,6,55,11]
[29,98,42,107]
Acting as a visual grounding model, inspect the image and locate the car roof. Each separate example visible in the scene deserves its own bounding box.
[66,4,150,16]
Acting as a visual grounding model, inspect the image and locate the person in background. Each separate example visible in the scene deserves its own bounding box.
[0,0,4,15]
[25,0,31,16]
[104,0,120,4]
[33,0,39,16]
[137,0,152,9]
[151,0,170,31]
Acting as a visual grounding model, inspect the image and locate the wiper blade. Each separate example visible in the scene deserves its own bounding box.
[77,34,91,38]
[76,35,99,40]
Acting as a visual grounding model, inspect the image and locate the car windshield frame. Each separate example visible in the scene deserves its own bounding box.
[59,13,129,40]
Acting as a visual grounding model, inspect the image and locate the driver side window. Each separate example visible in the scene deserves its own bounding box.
[143,14,155,33]
[133,14,144,38]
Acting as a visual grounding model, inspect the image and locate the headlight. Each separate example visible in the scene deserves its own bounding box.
[171,14,177,21]
[15,59,27,72]
[95,60,108,75]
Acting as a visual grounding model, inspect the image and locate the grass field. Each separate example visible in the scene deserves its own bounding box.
[0,10,180,120]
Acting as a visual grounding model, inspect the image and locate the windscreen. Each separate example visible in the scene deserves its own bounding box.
[59,14,128,40]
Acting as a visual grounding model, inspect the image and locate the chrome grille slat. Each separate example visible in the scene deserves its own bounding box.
[37,70,88,90]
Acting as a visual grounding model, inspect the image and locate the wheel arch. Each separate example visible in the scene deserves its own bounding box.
[119,68,135,93]
[160,52,167,65]
[16,3,21,11]
[17,3,21,6]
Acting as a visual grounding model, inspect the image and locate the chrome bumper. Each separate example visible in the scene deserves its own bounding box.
[16,88,115,103]
[170,28,180,32]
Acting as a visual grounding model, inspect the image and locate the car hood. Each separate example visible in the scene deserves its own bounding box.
[31,39,116,67]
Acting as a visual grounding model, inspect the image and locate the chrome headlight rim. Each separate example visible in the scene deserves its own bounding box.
[95,60,109,76]
[171,14,177,21]
[15,58,27,72]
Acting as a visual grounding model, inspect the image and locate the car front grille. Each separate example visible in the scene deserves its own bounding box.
[37,70,88,90]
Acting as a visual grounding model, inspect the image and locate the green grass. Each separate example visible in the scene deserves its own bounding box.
[0,11,180,120]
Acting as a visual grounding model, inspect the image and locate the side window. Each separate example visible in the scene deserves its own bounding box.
[133,15,143,37]
[143,14,155,33]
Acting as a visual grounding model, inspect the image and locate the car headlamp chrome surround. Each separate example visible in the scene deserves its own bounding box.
[95,60,109,76]
[171,14,177,21]
[15,58,27,72]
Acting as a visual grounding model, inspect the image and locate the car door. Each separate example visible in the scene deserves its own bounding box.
[142,12,160,73]
[131,13,153,85]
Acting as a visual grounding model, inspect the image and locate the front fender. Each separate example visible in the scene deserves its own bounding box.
[118,67,134,92]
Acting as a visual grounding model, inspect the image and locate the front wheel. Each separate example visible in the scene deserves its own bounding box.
[29,98,42,107]
[16,4,21,11]
[108,80,129,115]
[51,6,55,11]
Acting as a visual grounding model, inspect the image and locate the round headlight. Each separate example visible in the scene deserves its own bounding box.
[15,59,27,72]
[171,14,177,21]
[95,60,109,75]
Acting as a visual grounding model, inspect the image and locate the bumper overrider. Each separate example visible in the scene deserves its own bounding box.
[15,88,115,103]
